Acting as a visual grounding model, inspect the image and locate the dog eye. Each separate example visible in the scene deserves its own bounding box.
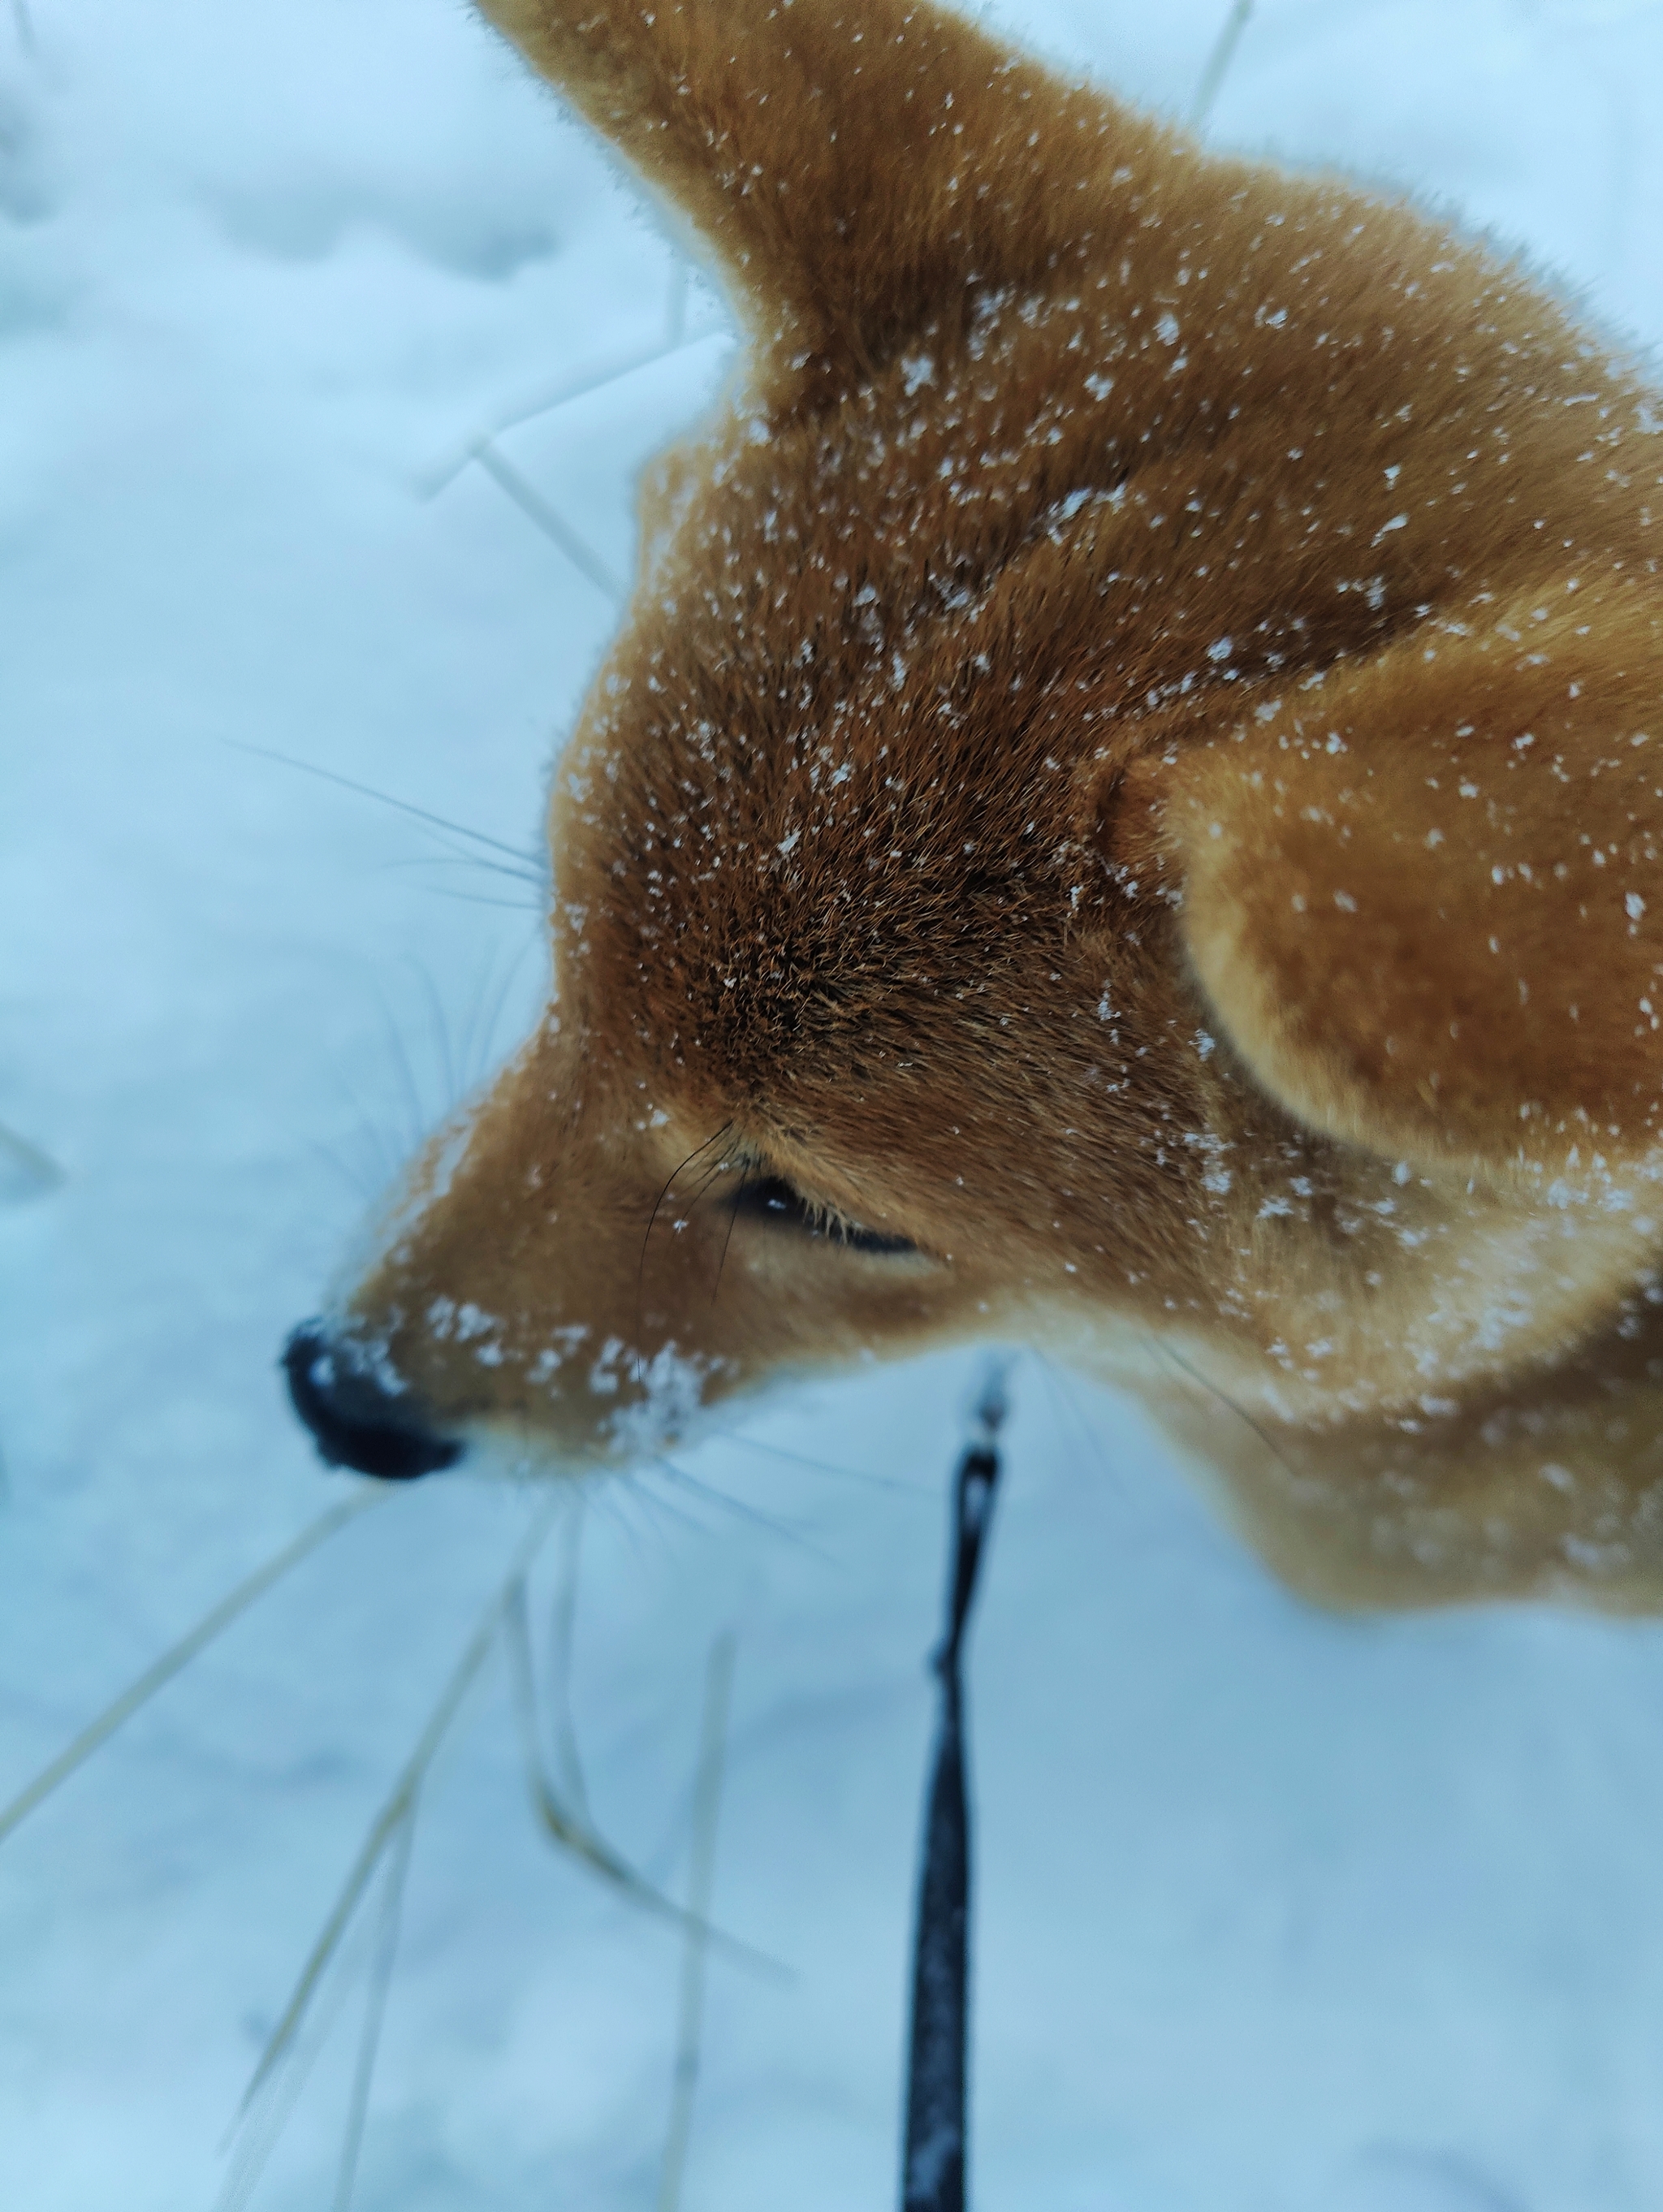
[735,1173,917,1256]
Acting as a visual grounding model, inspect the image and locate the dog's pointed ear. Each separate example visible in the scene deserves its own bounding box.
[476,0,1143,400]
[1092,612,1663,1169]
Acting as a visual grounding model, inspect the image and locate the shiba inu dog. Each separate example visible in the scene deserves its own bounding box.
[286,0,1663,1613]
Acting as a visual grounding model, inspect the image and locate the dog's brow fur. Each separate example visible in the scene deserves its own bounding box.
[320,0,1663,1612]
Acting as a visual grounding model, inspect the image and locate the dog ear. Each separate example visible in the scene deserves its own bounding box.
[474,0,1153,402]
[1095,598,1663,1170]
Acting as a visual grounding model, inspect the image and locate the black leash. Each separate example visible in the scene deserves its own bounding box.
[901,1364,1009,2212]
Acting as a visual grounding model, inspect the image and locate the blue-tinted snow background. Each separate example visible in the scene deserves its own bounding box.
[6,1,1663,2206]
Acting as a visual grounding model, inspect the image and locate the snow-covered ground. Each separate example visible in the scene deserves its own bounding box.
[6,1,1663,2206]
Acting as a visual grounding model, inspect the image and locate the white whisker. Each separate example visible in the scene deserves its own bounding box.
[714,1425,930,1495]
[548,1497,594,1822]
[650,1456,839,1563]
[373,981,431,1154]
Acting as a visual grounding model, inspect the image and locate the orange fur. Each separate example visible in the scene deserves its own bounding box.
[296,0,1663,1610]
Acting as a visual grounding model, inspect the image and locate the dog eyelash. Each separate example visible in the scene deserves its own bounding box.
[732,1173,918,1256]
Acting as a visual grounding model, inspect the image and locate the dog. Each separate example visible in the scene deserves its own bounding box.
[283,0,1663,1614]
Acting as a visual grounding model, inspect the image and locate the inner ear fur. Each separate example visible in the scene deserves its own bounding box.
[1103,592,1663,1171]
[475,0,1166,401]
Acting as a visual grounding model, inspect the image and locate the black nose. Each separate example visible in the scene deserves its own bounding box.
[282,1321,463,1480]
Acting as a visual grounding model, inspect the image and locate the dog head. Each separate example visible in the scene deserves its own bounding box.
[286,0,1663,1605]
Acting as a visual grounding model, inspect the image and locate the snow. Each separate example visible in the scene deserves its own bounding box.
[6,1,1663,2206]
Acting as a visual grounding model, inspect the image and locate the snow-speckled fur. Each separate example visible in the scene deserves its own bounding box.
[317,0,1663,1609]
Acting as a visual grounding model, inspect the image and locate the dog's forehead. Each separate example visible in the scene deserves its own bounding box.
[555,322,1114,886]
[540,271,1272,1091]
[551,607,1084,1095]
[555,615,1074,1065]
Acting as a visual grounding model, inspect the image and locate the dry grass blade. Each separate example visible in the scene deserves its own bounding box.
[503,1583,689,1914]
[1193,0,1253,125]
[472,443,626,603]
[332,1793,419,2212]
[0,1118,62,1202]
[214,1910,369,2212]
[419,333,695,498]
[0,1491,383,1850]
[503,1570,781,1978]
[238,1497,564,2119]
[657,1631,736,2212]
